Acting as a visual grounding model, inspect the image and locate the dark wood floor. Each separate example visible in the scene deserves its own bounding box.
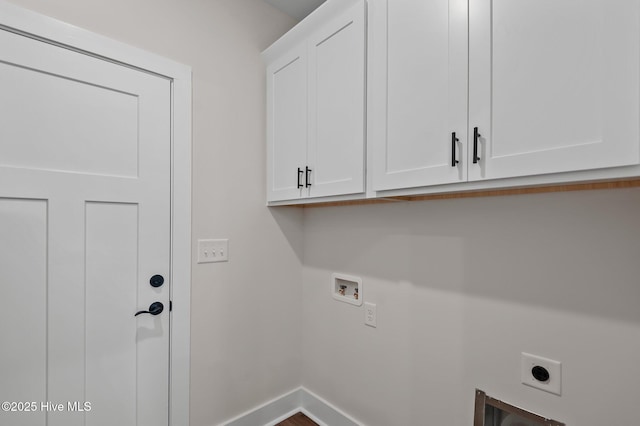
[275,412,318,426]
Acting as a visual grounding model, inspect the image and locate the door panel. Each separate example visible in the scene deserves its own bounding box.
[267,46,308,201]
[85,202,139,426]
[469,0,640,180]
[0,28,170,426]
[0,62,138,177]
[0,198,47,426]
[371,0,468,191]
[388,0,449,171]
[307,0,365,197]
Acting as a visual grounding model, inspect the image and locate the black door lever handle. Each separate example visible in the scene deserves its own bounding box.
[135,301,164,317]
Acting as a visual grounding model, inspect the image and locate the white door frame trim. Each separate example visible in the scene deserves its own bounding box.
[0,2,192,425]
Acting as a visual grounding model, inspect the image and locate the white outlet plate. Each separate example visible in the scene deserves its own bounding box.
[521,352,562,395]
[197,239,229,263]
[364,302,377,327]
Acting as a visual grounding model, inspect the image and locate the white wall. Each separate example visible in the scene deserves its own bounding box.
[4,1,302,424]
[302,188,640,425]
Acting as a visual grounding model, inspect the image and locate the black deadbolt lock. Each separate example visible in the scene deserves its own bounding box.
[531,365,550,382]
[150,274,164,288]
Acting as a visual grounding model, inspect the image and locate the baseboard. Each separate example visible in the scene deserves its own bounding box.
[221,387,362,426]
[298,388,361,426]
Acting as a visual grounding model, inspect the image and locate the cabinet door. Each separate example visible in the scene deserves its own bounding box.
[370,0,468,191]
[469,0,640,181]
[306,0,366,198]
[266,45,308,202]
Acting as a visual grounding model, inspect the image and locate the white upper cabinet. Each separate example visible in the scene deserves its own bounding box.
[370,0,468,191]
[264,0,366,203]
[371,0,640,193]
[268,0,640,203]
[469,0,640,181]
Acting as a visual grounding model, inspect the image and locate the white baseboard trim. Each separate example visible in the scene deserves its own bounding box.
[221,387,362,426]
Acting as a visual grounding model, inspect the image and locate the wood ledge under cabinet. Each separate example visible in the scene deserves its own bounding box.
[292,178,640,208]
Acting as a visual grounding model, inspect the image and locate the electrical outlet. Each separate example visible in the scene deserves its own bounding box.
[197,239,229,263]
[521,352,562,395]
[365,302,377,327]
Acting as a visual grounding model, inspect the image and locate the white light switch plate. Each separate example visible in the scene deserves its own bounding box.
[197,239,229,263]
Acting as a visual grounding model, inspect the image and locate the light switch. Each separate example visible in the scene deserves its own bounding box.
[197,239,229,263]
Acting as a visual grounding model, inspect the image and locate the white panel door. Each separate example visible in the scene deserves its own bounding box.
[371,0,468,191]
[266,44,308,202]
[307,0,366,198]
[0,28,170,426]
[469,0,640,181]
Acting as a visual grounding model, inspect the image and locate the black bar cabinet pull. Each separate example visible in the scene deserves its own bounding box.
[473,127,481,164]
[297,167,304,189]
[451,132,459,167]
[305,166,312,188]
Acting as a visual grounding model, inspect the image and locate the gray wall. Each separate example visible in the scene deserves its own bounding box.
[302,187,640,425]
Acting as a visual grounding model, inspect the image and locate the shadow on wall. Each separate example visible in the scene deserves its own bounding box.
[301,188,640,325]
[269,205,305,263]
